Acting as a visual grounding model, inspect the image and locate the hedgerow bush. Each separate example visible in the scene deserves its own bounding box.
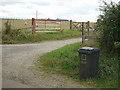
[98,1,120,52]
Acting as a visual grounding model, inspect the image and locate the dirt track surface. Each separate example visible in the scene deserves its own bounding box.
[2,38,93,88]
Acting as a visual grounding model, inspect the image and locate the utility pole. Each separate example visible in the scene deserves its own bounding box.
[36,10,38,19]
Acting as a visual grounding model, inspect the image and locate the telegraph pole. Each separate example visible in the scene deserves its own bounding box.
[36,10,38,19]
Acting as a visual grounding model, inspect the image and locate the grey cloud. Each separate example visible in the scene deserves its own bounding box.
[54,0,71,6]
[31,1,51,6]
[55,1,67,6]
[1,10,9,13]
[21,2,51,10]
[0,2,24,6]
[0,0,51,6]
[67,3,97,15]
[60,7,89,16]
[56,4,96,18]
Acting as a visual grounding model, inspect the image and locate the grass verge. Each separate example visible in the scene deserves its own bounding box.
[36,39,118,88]
[2,30,82,44]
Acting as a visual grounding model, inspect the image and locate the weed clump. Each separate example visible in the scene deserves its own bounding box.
[5,20,11,34]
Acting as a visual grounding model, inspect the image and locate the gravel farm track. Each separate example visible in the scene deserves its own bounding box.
[2,38,95,88]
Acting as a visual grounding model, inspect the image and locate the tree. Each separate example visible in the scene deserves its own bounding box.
[98,1,120,51]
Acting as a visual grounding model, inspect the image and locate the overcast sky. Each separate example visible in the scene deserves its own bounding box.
[0,0,119,22]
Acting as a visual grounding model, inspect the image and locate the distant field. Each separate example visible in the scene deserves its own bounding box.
[2,19,96,31]
[1,19,70,30]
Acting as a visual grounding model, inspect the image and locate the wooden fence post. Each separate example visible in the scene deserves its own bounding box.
[70,20,72,30]
[82,22,85,44]
[87,21,90,36]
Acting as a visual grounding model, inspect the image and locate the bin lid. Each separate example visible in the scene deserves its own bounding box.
[78,47,100,53]
[81,47,94,50]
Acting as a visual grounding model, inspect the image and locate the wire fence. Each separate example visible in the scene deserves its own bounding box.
[1,18,97,34]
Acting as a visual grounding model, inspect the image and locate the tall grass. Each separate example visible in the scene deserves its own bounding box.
[38,42,80,77]
[36,40,118,88]
[2,30,82,44]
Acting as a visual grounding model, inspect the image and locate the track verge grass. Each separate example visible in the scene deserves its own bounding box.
[36,40,118,88]
[2,30,82,44]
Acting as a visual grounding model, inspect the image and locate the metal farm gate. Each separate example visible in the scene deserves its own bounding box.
[32,18,61,33]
